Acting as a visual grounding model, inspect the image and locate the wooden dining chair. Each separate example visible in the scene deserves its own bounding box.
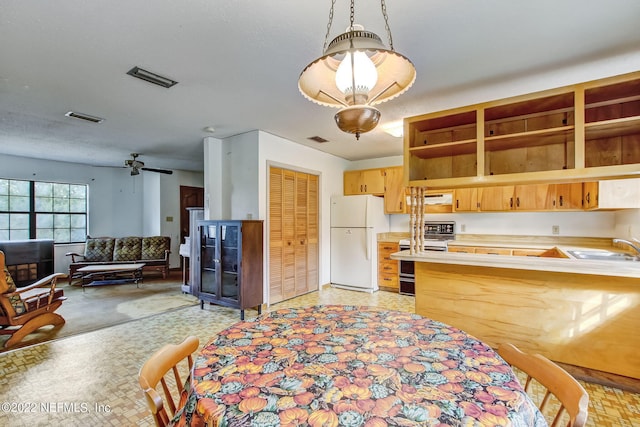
[138,336,200,427]
[498,343,589,427]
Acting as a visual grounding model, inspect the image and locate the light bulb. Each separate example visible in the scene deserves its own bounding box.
[335,50,378,101]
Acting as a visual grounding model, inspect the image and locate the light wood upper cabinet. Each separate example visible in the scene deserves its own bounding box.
[344,168,385,195]
[453,188,478,212]
[404,71,640,189]
[383,166,405,214]
[554,183,584,210]
[479,186,514,211]
[513,184,556,211]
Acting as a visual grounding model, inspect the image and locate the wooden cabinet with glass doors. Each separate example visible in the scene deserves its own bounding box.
[195,220,263,320]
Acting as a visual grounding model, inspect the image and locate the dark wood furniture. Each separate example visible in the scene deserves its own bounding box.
[0,239,55,287]
[194,220,263,320]
[77,263,145,289]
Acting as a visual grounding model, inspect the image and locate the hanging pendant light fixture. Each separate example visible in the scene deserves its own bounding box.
[298,0,416,140]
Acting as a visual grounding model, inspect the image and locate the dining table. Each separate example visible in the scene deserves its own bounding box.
[171,305,547,426]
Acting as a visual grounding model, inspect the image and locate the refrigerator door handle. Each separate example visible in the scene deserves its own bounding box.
[366,228,371,260]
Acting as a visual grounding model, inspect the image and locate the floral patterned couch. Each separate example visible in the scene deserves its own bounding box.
[66,236,170,284]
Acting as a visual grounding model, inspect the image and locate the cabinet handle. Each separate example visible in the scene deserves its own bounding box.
[516,197,520,208]
[510,198,513,208]
[586,192,590,204]
[300,240,305,245]
[456,200,459,209]
[364,184,367,192]
[287,241,292,246]
[360,185,363,192]
[559,195,564,207]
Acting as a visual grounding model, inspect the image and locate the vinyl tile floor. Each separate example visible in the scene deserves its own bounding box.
[0,286,638,426]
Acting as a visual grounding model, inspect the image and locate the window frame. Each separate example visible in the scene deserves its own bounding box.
[0,178,88,243]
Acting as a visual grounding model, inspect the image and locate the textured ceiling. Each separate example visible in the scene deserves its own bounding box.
[1,0,640,172]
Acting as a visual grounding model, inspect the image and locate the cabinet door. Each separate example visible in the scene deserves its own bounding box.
[479,186,514,211]
[453,188,478,212]
[362,168,385,195]
[344,169,385,195]
[554,183,583,210]
[514,184,555,210]
[343,170,363,195]
[219,223,240,303]
[200,223,219,297]
[583,182,599,209]
[384,167,405,213]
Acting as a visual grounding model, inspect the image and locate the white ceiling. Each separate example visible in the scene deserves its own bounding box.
[1,0,640,173]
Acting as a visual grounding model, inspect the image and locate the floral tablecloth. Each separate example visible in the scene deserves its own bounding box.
[172,305,547,426]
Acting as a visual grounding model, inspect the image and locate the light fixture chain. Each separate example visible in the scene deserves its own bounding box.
[323,0,337,52]
[349,0,355,31]
[381,0,394,50]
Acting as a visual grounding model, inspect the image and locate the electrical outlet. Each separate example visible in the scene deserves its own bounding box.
[552,225,560,235]
[460,224,466,232]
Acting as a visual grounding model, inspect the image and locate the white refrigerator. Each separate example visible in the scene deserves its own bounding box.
[330,194,389,292]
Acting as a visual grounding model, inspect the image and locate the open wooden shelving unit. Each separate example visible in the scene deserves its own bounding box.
[405,71,640,189]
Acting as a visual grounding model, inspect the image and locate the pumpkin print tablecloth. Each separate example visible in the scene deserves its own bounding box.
[172,305,547,426]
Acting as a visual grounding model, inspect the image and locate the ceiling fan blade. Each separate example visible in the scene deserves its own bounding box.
[141,167,173,175]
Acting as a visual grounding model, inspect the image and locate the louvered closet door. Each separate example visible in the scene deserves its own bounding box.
[306,174,319,292]
[268,167,284,303]
[268,166,319,304]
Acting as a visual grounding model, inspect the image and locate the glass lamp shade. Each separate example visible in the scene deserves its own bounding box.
[298,28,415,109]
[335,51,378,100]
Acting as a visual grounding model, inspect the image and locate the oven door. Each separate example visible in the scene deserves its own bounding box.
[398,245,415,295]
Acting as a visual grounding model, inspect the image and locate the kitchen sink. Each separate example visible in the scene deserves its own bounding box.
[566,250,640,262]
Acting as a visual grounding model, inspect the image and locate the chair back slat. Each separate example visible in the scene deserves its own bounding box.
[498,343,589,427]
[139,336,200,427]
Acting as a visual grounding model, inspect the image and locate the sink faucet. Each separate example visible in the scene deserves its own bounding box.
[613,238,640,255]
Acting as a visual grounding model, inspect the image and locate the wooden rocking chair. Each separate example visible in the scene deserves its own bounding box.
[0,250,67,349]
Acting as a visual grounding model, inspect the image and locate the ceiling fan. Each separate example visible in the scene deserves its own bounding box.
[124,153,173,176]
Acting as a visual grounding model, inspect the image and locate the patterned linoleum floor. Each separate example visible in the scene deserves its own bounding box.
[0,286,638,426]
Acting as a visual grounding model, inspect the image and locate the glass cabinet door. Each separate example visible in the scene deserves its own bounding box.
[200,224,218,296]
[219,223,239,301]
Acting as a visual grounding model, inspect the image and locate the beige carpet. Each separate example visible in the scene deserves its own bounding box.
[0,271,199,352]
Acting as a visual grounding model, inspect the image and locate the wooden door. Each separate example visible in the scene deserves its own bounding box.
[306,174,319,293]
[479,186,514,211]
[514,184,555,210]
[295,172,309,295]
[453,188,478,212]
[343,170,363,195]
[361,169,385,194]
[384,167,405,213]
[269,166,319,304]
[554,183,583,210]
[583,182,599,209]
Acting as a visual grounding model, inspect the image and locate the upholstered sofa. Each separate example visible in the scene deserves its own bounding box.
[66,236,170,284]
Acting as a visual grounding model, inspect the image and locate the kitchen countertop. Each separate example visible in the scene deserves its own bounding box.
[391,247,640,278]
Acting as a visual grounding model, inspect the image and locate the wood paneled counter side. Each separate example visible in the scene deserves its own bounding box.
[391,250,640,380]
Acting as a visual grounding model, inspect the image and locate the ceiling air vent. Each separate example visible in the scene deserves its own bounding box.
[64,111,104,123]
[308,136,329,143]
[127,66,178,88]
